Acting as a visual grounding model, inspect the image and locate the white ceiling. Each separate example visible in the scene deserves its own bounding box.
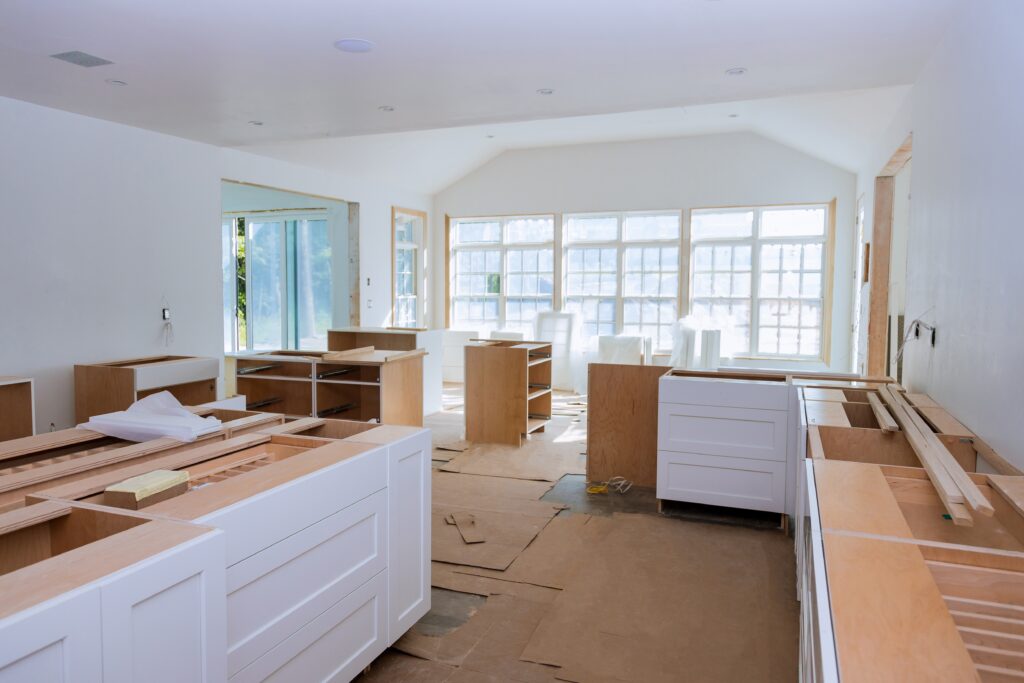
[241,86,912,195]
[0,0,956,146]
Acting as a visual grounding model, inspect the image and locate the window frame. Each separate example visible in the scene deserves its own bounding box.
[222,210,331,353]
[686,202,834,362]
[448,214,556,334]
[562,210,683,350]
[391,206,428,329]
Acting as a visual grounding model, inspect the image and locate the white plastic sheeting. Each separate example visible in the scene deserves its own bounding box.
[78,391,222,443]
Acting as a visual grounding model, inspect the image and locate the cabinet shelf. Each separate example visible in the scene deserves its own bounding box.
[465,340,553,447]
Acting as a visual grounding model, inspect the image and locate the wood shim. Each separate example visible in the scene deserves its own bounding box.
[879,385,973,526]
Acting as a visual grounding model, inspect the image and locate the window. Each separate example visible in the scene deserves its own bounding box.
[450,216,554,334]
[392,207,426,327]
[563,212,681,348]
[222,213,332,352]
[689,205,829,359]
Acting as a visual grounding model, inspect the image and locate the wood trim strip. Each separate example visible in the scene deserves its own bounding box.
[867,176,894,377]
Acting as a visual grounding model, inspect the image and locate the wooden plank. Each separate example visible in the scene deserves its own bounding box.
[880,385,982,524]
[879,133,913,176]
[807,424,826,460]
[0,428,105,463]
[867,392,899,432]
[822,532,980,683]
[866,176,894,377]
[802,388,848,402]
[919,406,974,438]
[585,363,668,487]
[0,500,71,534]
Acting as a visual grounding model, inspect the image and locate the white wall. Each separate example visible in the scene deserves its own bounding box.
[900,0,1024,463]
[0,95,430,431]
[433,132,858,371]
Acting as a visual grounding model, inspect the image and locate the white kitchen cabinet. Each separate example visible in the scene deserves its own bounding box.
[798,459,838,683]
[657,372,796,514]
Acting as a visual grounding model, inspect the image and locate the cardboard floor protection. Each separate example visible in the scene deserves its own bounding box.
[518,513,799,683]
[359,650,456,682]
[456,514,615,589]
[432,509,556,570]
[395,594,515,666]
[433,472,555,503]
[440,444,585,482]
[432,562,561,604]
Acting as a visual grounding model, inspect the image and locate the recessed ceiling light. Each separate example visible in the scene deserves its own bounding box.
[248,120,264,126]
[105,79,127,87]
[334,39,375,53]
[378,105,395,112]
[725,67,748,76]
[486,134,495,139]
[728,113,739,118]
[536,88,554,95]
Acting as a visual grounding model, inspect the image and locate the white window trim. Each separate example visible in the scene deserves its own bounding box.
[392,207,427,328]
[561,210,683,350]
[688,204,831,362]
[449,215,555,332]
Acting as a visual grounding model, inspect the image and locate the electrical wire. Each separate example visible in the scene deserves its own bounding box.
[894,307,935,365]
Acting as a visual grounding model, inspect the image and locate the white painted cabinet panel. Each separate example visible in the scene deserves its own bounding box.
[200,447,387,566]
[100,532,226,683]
[658,403,788,462]
[798,460,838,683]
[657,451,787,513]
[226,490,387,676]
[0,588,102,683]
[231,571,387,683]
[385,429,431,643]
[658,376,790,410]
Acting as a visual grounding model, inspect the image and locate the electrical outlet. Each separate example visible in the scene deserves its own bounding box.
[367,299,374,309]
[162,308,171,321]
[930,328,936,347]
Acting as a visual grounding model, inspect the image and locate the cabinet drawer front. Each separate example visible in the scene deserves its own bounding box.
[231,571,387,683]
[659,376,791,410]
[134,357,219,392]
[226,490,387,676]
[657,451,786,513]
[201,448,387,566]
[658,403,788,461]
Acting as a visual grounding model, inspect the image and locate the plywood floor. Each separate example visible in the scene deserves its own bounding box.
[356,384,798,683]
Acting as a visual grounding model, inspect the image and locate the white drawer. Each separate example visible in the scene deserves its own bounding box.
[658,403,788,461]
[226,490,387,676]
[657,450,786,513]
[199,447,387,566]
[134,357,219,392]
[230,571,387,683]
[658,375,792,410]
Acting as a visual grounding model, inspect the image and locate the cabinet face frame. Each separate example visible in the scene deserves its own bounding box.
[391,207,428,329]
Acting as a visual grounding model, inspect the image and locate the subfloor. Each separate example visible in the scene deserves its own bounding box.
[357,384,798,682]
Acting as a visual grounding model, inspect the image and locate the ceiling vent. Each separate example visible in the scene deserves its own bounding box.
[50,51,113,67]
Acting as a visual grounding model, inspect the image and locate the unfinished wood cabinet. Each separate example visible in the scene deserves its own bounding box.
[0,411,284,512]
[74,356,218,422]
[0,502,225,683]
[235,349,425,426]
[0,377,34,442]
[328,327,443,415]
[464,340,552,447]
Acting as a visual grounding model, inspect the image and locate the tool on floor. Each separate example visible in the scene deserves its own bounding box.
[586,476,633,495]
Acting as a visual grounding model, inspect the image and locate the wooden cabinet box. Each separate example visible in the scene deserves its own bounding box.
[0,377,34,442]
[464,340,553,447]
[235,349,425,426]
[328,327,443,415]
[0,411,284,512]
[0,501,225,682]
[75,356,218,422]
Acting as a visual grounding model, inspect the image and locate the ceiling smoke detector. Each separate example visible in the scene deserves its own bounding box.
[248,120,264,126]
[536,88,554,95]
[378,105,395,112]
[334,39,375,53]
